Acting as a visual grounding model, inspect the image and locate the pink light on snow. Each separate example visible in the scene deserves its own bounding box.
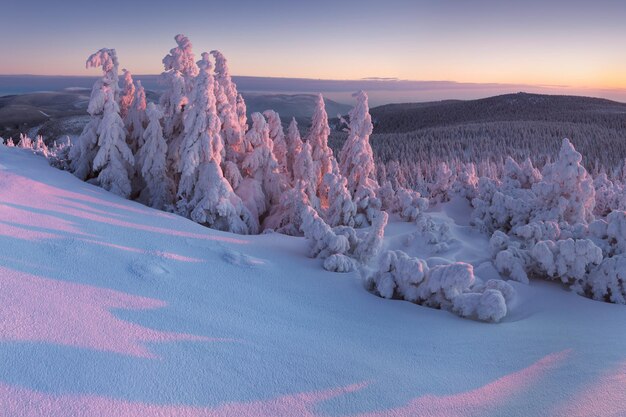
[552,361,626,417]
[0,267,225,358]
[352,350,571,417]
[0,170,250,245]
[0,382,367,417]
[0,351,571,417]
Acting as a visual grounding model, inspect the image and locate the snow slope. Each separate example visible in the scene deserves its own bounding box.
[0,146,625,417]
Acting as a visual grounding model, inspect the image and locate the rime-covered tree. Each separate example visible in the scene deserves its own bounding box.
[323,160,356,227]
[126,80,147,154]
[339,91,381,225]
[293,141,319,210]
[119,69,135,120]
[306,94,334,203]
[264,110,288,174]
[177,53,224,211]
[137,102,174,209]
[238,112,287,227]
[93,93,135,197]
[69,48,134,195]
[211,50,245,163]
[160,34,198,174]
[285,117,303,182]
[173,53,254,233]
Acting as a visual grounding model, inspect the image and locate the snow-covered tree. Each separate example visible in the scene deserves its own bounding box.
[339,91,381,226]
[367,251,513,322]
[263,180,310,235]
[531,138,595,224]
[119,69,135,120]
[126,79,147,154]
[17,133,33,149]
[137,102,174,209]
[172,52,254,234]
[323,160,357,227]
[177,52,224,211]
[69,48,133,197]
[293,141,319,210]
[160,34,199,175]
[5,137,14,147]
[285,117,303,182]
[239,112,287,225]
[306,94,334,203]
[93,92,135,198]
[264,110,288,174]
[211,50,245,164]
[34,135,48,157]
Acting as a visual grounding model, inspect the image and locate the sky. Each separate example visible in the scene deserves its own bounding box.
[2,0,625,95]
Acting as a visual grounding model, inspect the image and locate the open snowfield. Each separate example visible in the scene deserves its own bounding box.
[1,146,625,416]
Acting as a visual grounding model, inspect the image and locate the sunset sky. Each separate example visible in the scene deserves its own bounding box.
[2,0,625,90]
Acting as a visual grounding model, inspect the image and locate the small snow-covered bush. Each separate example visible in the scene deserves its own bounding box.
[367,250,514,322]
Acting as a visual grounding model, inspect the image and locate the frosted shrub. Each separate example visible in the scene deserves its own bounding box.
[587,255,626,304]
[368,251,513,322]
[531,238,603,286]
[300,206,350,260]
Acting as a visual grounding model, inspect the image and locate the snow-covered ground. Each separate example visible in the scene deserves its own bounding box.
[1,146,625,416]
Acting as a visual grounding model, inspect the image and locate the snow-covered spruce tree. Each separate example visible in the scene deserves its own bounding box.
[34,135,48,157]
[428,162,455,203]
[353,211,388,263]
[323,160,357,227]
[176,52,224,212]
[264,110,288,174]
[263,180,311,236]
[239,112,288,229]
[284,117,303,183]
[69,48,134,197]
[531,138,595,224]
[17,133,33,149]
[126,79,147,155]
[211,50,246,163]
[93,90,135,198]
[175,53,254,234]
[339,91,382,226]
[306,94,334,204]
[293,141,319,210]
[160,34,199,176]
[119,69,135,120]
[136,102,175,210]
[5,137,15,147]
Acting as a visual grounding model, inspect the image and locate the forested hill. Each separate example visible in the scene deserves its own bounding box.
[370,93,626,134]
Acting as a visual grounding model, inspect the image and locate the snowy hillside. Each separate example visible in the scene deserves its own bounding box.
[2,146,625,417]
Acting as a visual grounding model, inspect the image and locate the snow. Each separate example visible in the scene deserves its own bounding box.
[1,147,625,416]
